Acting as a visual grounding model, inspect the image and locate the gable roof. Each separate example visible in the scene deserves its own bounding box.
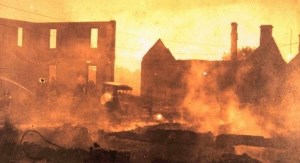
[248,37,286,66]
[142,39,175,62]
[289,53,300,67]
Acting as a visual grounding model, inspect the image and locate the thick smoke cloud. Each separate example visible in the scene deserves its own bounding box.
[180,58,299,137]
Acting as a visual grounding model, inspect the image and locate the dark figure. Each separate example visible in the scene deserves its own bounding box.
[72,83,88,109]
[0,91,12,108]
[36,82,48,98]
[4,91,12,107]
[143,95,153,119]
[86,80,97,97]
[105,93,122,124]
[73,83,87,101]
[48,78,60,101]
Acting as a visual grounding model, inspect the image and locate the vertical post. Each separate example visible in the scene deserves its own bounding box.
[231,22,238,60]
[298,34,300,54]
[290,29,292,54]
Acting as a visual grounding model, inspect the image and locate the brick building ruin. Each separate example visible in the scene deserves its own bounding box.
[141,23,290,107]
[0,18,116,94]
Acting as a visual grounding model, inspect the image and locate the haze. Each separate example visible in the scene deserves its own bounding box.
[0,0,299,71]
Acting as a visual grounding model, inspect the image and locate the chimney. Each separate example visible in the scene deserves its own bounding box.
[231,22,238,60]
[298,34,300,54]
[260,25,273,46]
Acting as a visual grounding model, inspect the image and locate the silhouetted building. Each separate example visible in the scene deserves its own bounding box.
[0,18,115,92]
[141,23,287,106]
[239,25,286,104]
[141,39,181,103]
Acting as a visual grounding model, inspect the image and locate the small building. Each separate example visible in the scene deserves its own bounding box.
[141,39,181,104]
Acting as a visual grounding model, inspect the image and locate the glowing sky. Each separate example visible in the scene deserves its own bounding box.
[0,0,299,71]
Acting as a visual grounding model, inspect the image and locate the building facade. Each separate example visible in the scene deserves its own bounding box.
[0,18,116,93]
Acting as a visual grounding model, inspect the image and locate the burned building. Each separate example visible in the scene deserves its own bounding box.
[141,39,182,104]
[141,23,287,106]
[0,18,116,94]
[282,35,300,103]
[288,35,300,69]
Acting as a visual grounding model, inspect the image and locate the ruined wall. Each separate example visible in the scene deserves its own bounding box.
[141,59,178,102]
[0,18,115,93]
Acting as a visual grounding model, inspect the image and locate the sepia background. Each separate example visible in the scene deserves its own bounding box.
[0,0,299,95]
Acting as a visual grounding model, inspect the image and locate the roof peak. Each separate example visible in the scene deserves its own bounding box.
[249,37,286,65]
[142,39,175,61]
[153,38,164,47]
[147,39,169,52]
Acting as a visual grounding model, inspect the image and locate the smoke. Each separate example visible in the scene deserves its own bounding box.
[0,80,154,149]
[279,67,300,134]
[180,60,294,137]
[114,67,141,95]
[177,59,300,162]
[0,93,122,149]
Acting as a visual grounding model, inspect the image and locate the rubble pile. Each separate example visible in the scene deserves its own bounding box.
[0,121,298,162]
[97,123,300,162]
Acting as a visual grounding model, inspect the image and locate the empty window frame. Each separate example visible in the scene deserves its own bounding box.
[50,29,57,49]
[49,65,57,82]
[90,28,98,48]
[17,27,23,47]
[88,65,97,84]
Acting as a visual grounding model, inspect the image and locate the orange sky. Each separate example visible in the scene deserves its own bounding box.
[0,0,299,71]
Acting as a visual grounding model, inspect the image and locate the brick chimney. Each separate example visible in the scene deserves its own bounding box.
[231,22,238,60]
[298,34,300,54]
[260,25,273,46]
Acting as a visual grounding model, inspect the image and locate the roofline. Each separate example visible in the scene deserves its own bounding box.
[103,82,133,90]
[0,17,116,24]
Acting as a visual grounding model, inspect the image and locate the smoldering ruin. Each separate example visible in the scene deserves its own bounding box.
[0,16,300,163]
